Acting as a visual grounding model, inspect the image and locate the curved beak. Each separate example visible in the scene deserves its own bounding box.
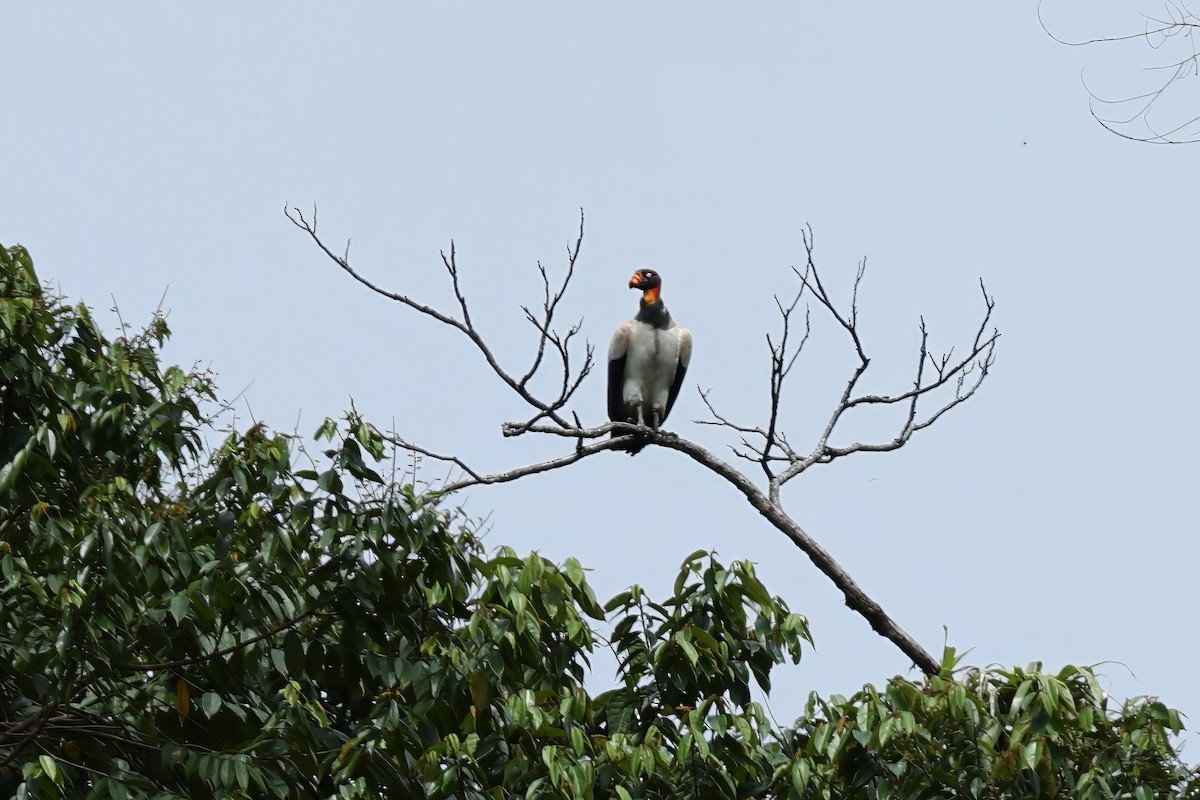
[628,272,644,289]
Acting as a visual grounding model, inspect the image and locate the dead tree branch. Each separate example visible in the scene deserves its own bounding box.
[292,209,1002,678]
[696,227,998,510]
[284,204,594,430]
[1040,1,1200,143]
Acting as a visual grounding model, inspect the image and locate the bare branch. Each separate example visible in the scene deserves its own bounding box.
[1041,0,1200,143]
[762,289,810,480]
[844,286,997,411]
[505,312,596,436]
[696,388,765,437]
[768,273,998,494]
[385,433,483,483]
[440,435,627,493]
[293,211,1003,678]
[519,210,586,389]
[794,228,869,368]
[284,205,590,429]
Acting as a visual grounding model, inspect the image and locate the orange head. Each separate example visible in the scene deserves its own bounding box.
[629,268,662,305]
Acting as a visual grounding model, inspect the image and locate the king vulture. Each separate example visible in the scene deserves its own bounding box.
[607,269,693,455]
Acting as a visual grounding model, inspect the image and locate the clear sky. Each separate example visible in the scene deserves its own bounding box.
[4,4,1197,750]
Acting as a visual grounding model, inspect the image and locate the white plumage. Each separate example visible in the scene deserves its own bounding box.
[607,269,692,454]
[608,321,692,428]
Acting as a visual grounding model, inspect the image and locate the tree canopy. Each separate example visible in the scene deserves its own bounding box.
[1,243,1196,798]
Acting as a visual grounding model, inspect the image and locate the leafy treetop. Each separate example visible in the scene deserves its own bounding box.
[1,244,1194,798]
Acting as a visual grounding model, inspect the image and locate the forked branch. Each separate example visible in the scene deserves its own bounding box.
[1040,0,1200,143]
[284,205,594,431]
[293,210,1002,677]
[697,227,998,507]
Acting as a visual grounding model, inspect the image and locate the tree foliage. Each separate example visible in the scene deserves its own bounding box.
[1,244,1196,798]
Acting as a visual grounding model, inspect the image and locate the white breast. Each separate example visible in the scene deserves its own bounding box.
[623,323,683,416]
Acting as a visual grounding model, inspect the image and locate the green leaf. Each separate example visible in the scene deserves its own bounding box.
[169,591,190,624]
[201,692,222,717]
[1019,740,1038,771]
[270,648,288,677]
[39,426,57,460]
[142,521,163,547]
[0,434,35,494]
[1040,675,1060,717]
[675,632,700,665]
[315,417,338,441]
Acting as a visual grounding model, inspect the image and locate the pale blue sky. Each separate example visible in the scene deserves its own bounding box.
[4,4,1197,749]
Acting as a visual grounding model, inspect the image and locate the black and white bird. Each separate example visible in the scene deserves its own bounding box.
[607,269,693,455]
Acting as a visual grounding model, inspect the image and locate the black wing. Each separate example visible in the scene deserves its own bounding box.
[661,328,693,424]
[662,362,688,424]
[607,353,627,423]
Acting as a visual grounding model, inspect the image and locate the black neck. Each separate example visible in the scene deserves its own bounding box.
[635,298,672,329]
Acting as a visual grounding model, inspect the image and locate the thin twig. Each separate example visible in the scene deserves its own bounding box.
[1040,0,1200,143]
